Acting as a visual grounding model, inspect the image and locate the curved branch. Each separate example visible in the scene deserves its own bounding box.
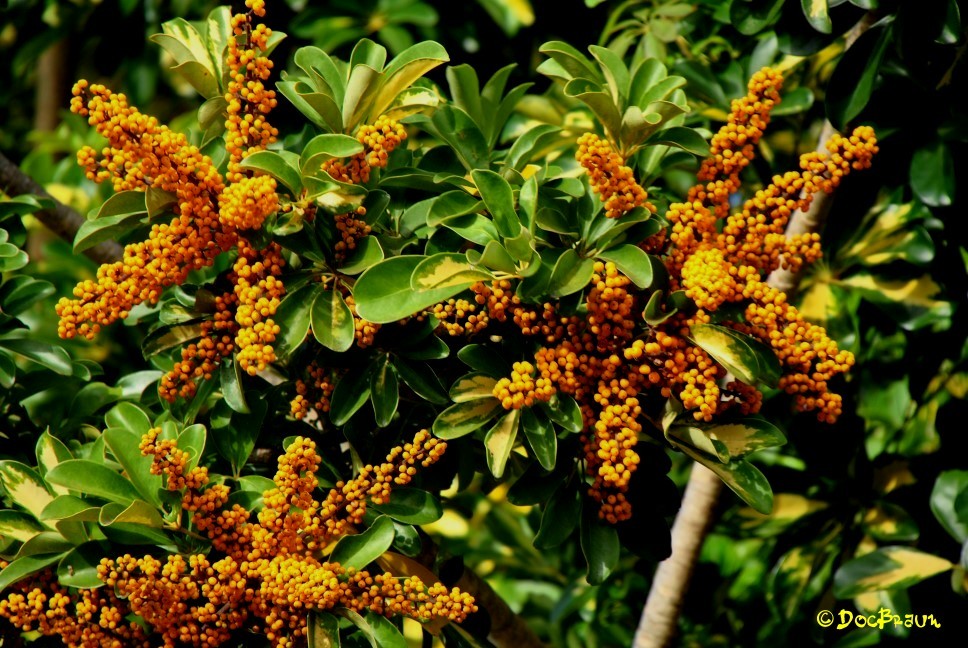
[0,150,123,265]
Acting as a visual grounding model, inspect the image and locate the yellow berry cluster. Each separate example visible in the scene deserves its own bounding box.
[1,433,473,647]
[218,174,279,230]
[56,82,232,340]
[290,362,337,419]
[233,239,286,375]
[492,361,555,409]
[224,0,279,183]
[432,297,489,337]
[323,116,407,184]
[576,132,654,218]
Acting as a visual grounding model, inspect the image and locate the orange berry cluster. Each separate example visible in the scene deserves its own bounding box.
[492,361,555,409]
[0,567,149,647]
[159,291,239,401]
[345,294,381,348]
[224,0,279,183]
[56,82,233,340]
[218,174,279,230]
[432,297,489,337]
[233,239,286,375]
[2,433,473,647]
[576,132,654,218]
[334,206,371,263]
[664,69,875,423]
[323,116,407,185]
[290,362,337,419]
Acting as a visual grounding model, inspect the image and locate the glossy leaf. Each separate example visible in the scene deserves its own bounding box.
[370,488,442,524]
[597,244,654,288]
[45,460,140,506]
[449,372,499,403]
[930,470,968,544]
[521,409,556,471]
[0,461,55,518]
[354,256,478,323]
[432,398,502,439]
[370,356,399,427]
[834,547,952,598]
[239,150,303,196]
[484,409,521,478]
[580,502,620,584]
[910,141,955,207]
[690,323,781,388]
[312,289,355,352]
[330,515,395,570]
[534,482,580,548]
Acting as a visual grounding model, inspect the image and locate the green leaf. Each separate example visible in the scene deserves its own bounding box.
[910,141,955,207]
[211,397,266,475]
[449,373,499,403]
[539,394,583,433]
[863,502,919,542]
[308,612,342,648]
[141,320,206,357]
[370,488,442,524]
[0,461,55,518]
[0,276,56,317]
[330,515,395,569]
[596,244,654,288]
[312,289,355,352]
[410,252,493,291]
[329,365,372,426]
[432,398,503,439]
[547,249,595,297]
[478,241,517,274]
[392,358,449,405]
[826,17,893,129]
[521,409,556,471]
[0,510,45,543]
[470,169,518,238]
[580,502,620,584]
[99,499,165,528]
[677,446,774,514]
[272,284,315,360]
[103,428,163,506]
[834,547,953,598]
[354,256,481,323]
[35,431,72,484]
[57,542,106,589]
[373,40,450,118]
[370,356,399,427]
[39,496,101,523]
[534,481,579,548]
[689,323,781,388]
[0,553,65,592]
[339,237,384,275]
[300,134,365,173]
[667,426,730,463]
[341,609,408,648]
[484,409,521,479]
[45,460,140,505]
[801,0,832,33]
[94,190,147,220]
[457,344,510,378]
[220,356,250,414]
[0,338,73,376]
[104,402,152,436]
[239,150,303,196]
[930,470,968,544]
[705,418,787,459]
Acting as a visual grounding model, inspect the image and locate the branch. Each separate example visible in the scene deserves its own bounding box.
[633,465,721,648]
[0,150,123,265]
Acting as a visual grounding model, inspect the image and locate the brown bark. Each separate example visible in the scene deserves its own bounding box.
[0,150,123,265]
[451,563,549,648]
[35,38,69,133]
